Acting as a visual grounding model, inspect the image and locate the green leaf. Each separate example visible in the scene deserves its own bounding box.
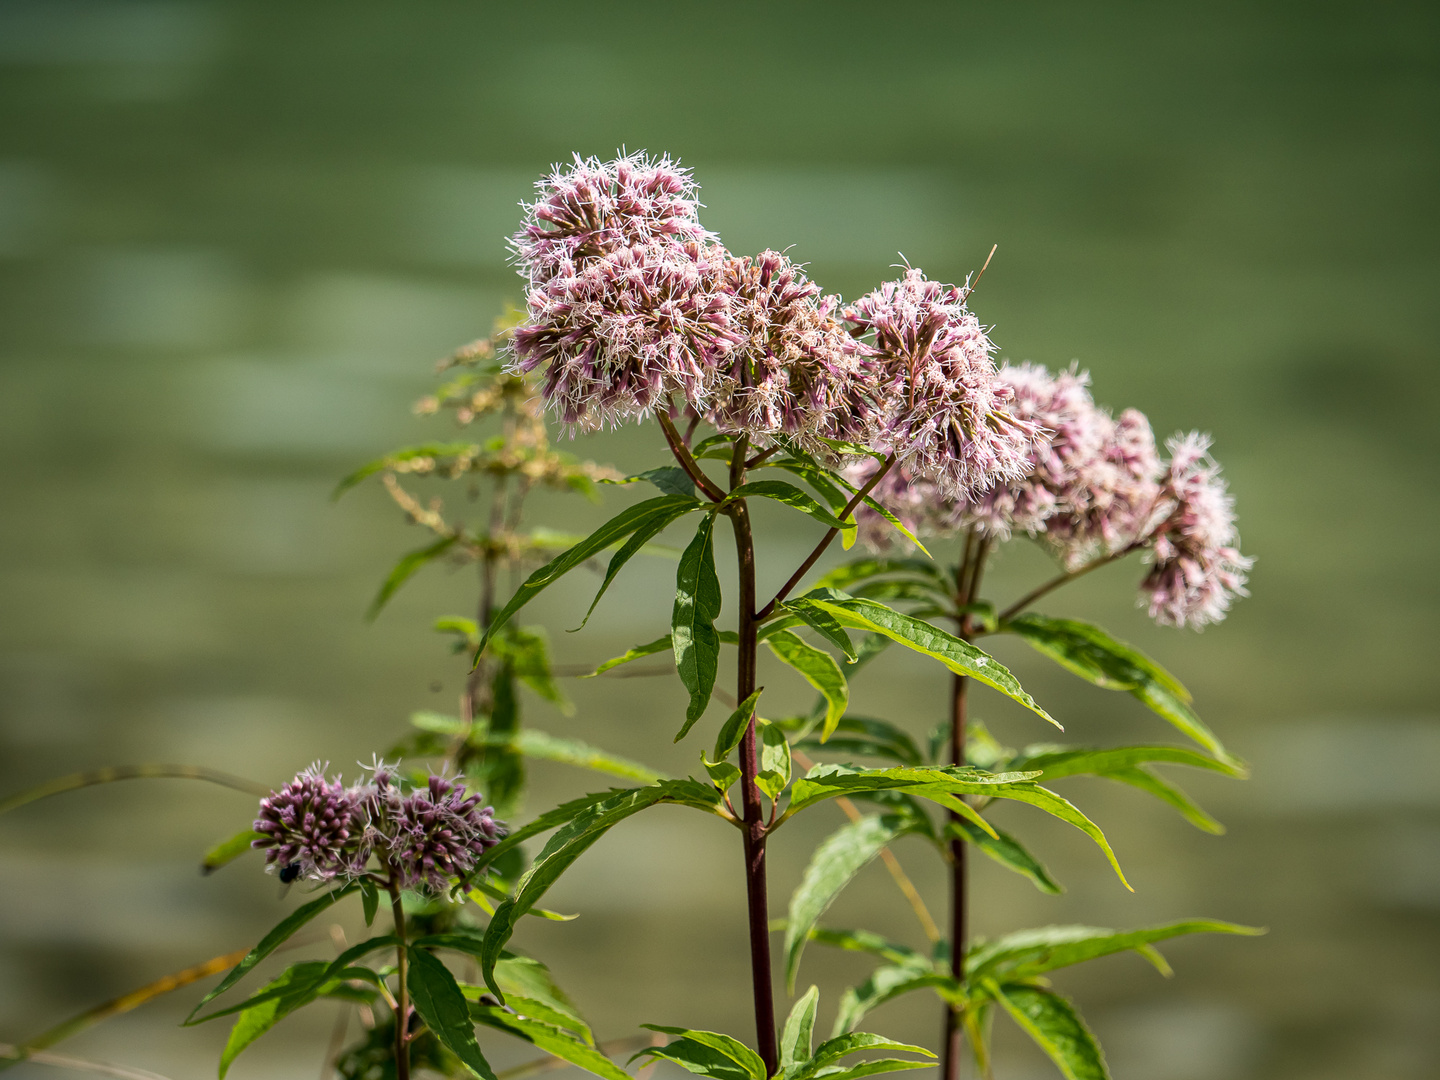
[999,614,1236,761]
[765,631,848,741]
[582,635,674,678]
[492,955,593,1044]
[575,497,702,630]
[493,627,571,713]
[360,882,379,927]
[726,480,849,528]
[218,962,335,1077]
[673,514,723,738]
[795,591,1058,729]
[805,927,927,969]
[334,442,479,499]
[187,883,357,1020]
[479,787,675,996]
[831,964,950,1036]
[1104,765,1225,834]
[772,452,930,555]
[968,920,1264,983]
[986,983,1108,1080]
[714,689,765,762]
[471,730,665,784]
[757,460,858,546]
[805,1032,935,1075]
[780,985,820,1070]
[407,947,499,1080]
[200,829,262,875]
[945,820,1063,894]
[756,720,793,802]
[367,534,461,620]
[803,1059,937,1080]
[785,765,1131,890]
[602,466,697,497]
[815,559,950,593]
[462,790,619,881]
[779,602,857,661]
[792,717,923,767]
[635,1026,767,1080]
[785,815,926,991]
[471,1007,630,1080]
[478,494,702,657]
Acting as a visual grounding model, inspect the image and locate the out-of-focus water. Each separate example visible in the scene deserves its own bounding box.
[1,2,1437,1078]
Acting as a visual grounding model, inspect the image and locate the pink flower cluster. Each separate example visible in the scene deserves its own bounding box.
[849,363,1251,628]
[510,153,1035,497]
[252,761,504,891]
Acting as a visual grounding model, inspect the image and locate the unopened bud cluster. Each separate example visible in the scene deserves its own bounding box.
[253,761,504,891]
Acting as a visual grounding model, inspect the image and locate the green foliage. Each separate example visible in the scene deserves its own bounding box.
[366,534,460,620]
[200,829,263,875]
[407,947,499,1080]
[473,1006,632,1080]
[674,513,724,737]
[765,631,848,740]
[779,986,820,1071]
[966,920,1264,983]
[946,819,1063,894]
[725,481,851,529]
[577,496,702,630]
[790,717,924,767]
[985,983,1108,1080]
[634,1026,769,1080]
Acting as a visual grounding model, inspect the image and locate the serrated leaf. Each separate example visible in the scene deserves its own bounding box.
[785,765,1131,889]
[726,480,849,529]
[582,635,674,678]
[407,948,499,1080]
[218,962,331,1078]
[792,717,923,767]
[833,968,950,1037]
[714,690,763,762]
[986,983,1108,1080]
[757,460,858,547]
[796,591,1057,729]
[805,1031,935,1075]
[602,466,697,497]
[806,926,928,969]
[420,938,590,1038]
[575,498,701,630]
[945,820,1063,894]
[968,920,1263,983]
[367,534,461,620]
[478,494,702,657]
[360,882,379,927]
[780,985,820,1070]
[673,514,723,738]
[479,787,675,996]
[1104,765,1224,833]
[785,815,927,990]
[999,614,1237,762]
[815,559,950,593]
[471,1007,629,1080]
[756,720,793,802]
[635,1026,767,1080]
[193,938,398,1024]
[766,631,848,741]
[187,883,357,1020]
[200,828,262,875]
[771,452,930,555]
[779,602,857,661]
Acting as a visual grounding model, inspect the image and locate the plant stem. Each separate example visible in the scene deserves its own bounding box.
[388,877,411,1080]
[656,411,726,502]
[723,437,779,1075]
[994,540,1138,624]
[758,452,897,619]
[943,536,987,1080]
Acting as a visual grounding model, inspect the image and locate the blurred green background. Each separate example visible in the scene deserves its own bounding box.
[1,2,1437,1078]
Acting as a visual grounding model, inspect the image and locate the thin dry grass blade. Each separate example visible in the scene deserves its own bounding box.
[0,765,270,814]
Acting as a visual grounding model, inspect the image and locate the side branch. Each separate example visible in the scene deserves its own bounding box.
[656,411,726,502]
[758,452,897,619]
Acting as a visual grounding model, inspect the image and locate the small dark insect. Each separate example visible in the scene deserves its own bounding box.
[278,863,301,884]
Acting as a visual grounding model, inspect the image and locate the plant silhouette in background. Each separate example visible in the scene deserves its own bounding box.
[0,152,1259,1080]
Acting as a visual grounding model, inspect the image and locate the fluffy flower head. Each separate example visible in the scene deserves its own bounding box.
[252,764,364,882]
[388,774,505,893]
[842,269,1042,498]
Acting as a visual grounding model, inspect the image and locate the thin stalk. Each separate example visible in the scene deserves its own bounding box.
[656,411,726,501]
[723,436,779,1075]
[995,540,1139,625]
[388,877,411,1080]
[759,452,898,619]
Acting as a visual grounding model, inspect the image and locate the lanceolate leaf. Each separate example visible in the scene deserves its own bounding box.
[367,534,461,620]
[1014,745,1245,780]
[714,690,765,762]
[780,985,820,1070]
[806,926,928,969]
[785,765,1130,889]
[766,630,848,740]
[469,730,665,784]
[1104,765,1224,833]
[795,591,1058,729]
[582,635,675,677]
[815,559,950,593]
[575,498,701,630]
[781,602,857,661]
[201,829,263,874]
[407,948,499,1080]
[602,466,697,497]
[832,967,949,1037]
[477,494,702,658]
[792,717,924,767]
[946,819,1063,894]
[985,983,1108,1080]
[218,962,337,1077]
[804,1031,936,1077]
[999,614,1235,761]
[634,1026,767,1080]
[673,514,723,737]
[479,785,718,996]
[785,815,927,990]
[188,884,357,1019]
[726,480,849,528]
[471,1008,630,1080]
[968,920,1263,983]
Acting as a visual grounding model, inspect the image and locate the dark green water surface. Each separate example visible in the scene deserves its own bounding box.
[1,3,1437,1078]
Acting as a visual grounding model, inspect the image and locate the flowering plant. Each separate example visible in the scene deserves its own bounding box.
[1,152,1259,1080]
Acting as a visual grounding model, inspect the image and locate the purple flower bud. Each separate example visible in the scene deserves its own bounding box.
[252,764,364,883]
[387,774,506,894]
[842,269,1044,498]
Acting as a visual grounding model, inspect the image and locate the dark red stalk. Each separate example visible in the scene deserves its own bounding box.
[388,875,411,1080]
